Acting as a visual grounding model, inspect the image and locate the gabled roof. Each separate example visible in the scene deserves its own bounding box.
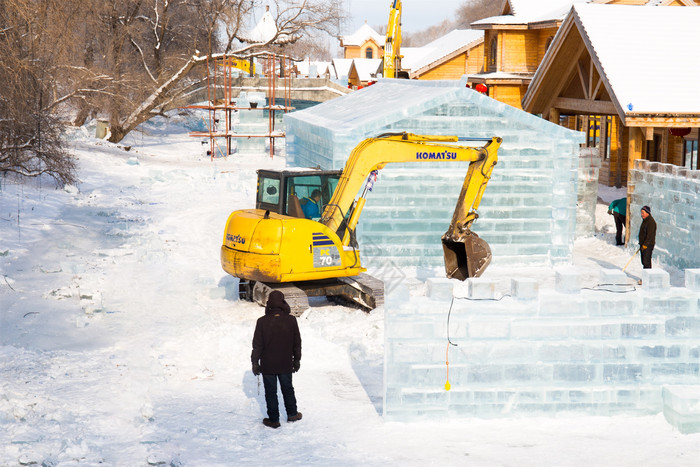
[341,23,385,47]
[351,59,382,81]
[331,59,354,79]
[246,9,278,43]
[523,3,700,122]
[473,0,587,27]
[402,29,484,78]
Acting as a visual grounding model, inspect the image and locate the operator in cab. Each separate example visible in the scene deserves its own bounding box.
[301,189,321,219]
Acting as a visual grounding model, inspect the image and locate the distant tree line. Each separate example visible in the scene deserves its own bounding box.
[0,0,343,186]
[400,0,502,47]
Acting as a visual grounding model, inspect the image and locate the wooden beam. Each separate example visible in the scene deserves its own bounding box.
[553,97,616,115]
[624,116,700,127]
[550,108,560,125]
[540,41,586,116]
[588,57,594,102]
[625,126,644,245]
[644,127,654,141]
[592,76,603,101]
[577,60,589,100]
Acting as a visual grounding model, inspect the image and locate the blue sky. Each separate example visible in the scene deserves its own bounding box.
[345,0,463,34]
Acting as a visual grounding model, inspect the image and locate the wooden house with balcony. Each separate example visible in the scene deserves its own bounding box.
[468,0,699,110]
[522,3,700,189]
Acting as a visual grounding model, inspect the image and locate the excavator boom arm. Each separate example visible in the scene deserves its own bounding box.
[321,133,501,237]
[383,0,402,78]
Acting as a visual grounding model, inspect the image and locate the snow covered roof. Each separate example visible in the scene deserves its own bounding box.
[402,29,484,76]
[351,59,382,81]
[245,9,278,43]
[572,3,700,115]
[473,0,586,26]
[294,61,331,77]
[341,23,385,47]
[331,59,354,79]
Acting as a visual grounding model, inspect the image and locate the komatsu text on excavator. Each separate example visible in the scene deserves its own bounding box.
[221,133,501,314]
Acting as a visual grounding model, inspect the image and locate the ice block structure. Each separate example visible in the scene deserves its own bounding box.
[384,268,700,420]
[628,159,700,270]
[235,91,267,154]
[577,147,601,238]
[285,79,586,268]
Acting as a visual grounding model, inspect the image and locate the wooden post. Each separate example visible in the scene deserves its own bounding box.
[549,107,560,125]
[625,126,644,245]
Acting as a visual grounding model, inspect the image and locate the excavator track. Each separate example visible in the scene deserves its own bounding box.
[241,273,385,316]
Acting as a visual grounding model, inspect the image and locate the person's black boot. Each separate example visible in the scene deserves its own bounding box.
[263,418,281,428]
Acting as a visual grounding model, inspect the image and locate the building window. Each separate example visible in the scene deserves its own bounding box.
[365,48,373,59]
[683,138,699,170]
[545,36,553,53]
[489,37,497,68]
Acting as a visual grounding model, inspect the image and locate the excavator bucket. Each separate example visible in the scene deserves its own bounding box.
[442,231,492,280]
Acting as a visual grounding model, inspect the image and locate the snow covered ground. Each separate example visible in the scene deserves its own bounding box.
[1,114,699,466]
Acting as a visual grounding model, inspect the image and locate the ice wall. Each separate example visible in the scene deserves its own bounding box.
[284,79,585,268]
[629,160,700,270]
[384,268,700,420]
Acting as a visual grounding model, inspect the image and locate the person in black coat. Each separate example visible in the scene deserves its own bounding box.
[251,290,302,428]
[638,205,656,269]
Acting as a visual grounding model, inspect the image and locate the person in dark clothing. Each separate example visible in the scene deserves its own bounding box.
[251,290,302,428]
[608,197,627,245]
[638,205,656,269]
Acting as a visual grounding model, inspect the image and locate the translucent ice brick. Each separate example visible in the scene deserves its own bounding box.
[511,278,539,300]
[600,268,628,285]
[555,267,580,294]
[468,278,497,299]
[426,277,454,301]
[685,269,700,292]
[642,269,670,291]
[663,385,700,434]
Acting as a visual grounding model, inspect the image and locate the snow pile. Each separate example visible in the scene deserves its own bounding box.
[1,114,699,465]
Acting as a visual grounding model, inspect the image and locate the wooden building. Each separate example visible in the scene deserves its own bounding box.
[469,1,579,109]
[404,29,484,80]
[468,0,699,110]
[523,3,700,189]
[340,23,385,60]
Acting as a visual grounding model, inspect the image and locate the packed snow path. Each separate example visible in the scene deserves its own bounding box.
[1,121,699,465]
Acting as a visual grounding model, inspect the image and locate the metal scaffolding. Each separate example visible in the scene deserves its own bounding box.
[186,52,293,159]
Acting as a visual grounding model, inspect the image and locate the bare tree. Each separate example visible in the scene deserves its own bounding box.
[403,19,457,47]
[71,0,345,143]
[455,0,504,28]
[0,0,77,185]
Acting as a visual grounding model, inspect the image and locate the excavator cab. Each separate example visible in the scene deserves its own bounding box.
[256,169,342,219]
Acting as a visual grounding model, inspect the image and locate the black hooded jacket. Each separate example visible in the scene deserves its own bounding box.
[639,214,657,249]
[251,291,301,374]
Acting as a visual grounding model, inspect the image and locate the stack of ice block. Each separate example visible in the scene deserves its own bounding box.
[236,91,267,154]
[576,147,602,238]
[384,268,700,420]
[284,79,585,268]
[628,160,700,270]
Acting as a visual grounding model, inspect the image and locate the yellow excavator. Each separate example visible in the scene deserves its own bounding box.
[383,0,407,79]
[221,132,501,313]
